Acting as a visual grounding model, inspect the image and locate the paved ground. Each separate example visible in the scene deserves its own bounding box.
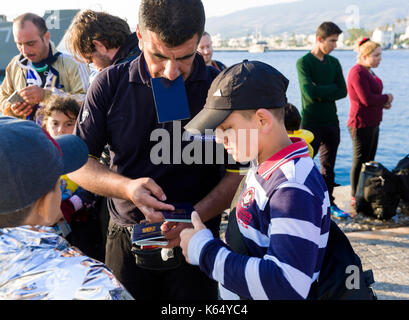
[220,185,409,300]
[333,186,409,300]
[346,227,409,300]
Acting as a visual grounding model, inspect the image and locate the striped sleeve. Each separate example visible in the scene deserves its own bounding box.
[262,184,328,298]
[188,183,327,300]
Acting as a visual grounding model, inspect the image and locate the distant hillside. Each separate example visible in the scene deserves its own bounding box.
[205,0,409,37]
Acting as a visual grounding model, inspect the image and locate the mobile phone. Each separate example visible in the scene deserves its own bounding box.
[7,91,25,104]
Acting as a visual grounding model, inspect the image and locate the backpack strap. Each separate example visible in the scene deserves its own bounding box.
[226,175,249,256]
[227,175,376,300]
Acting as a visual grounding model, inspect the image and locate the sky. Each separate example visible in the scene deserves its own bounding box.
[2,0,297,28]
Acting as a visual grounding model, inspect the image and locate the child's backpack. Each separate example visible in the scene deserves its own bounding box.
[306,221,375,300]
[355,161,400,220]
[227,176,376,300]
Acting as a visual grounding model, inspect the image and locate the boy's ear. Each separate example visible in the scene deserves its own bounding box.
[255,109,273,132]
[29,182,62,226]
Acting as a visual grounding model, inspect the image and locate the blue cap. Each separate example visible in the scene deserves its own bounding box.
[0,116,89,215]
[184,60,289,134]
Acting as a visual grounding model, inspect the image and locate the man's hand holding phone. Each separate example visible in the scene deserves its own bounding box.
[7,90,33,118]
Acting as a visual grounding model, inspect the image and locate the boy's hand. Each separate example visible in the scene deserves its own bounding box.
[161,221,192,248]
[180,211,206,263]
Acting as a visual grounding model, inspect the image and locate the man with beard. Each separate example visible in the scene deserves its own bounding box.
[66,10,141,76]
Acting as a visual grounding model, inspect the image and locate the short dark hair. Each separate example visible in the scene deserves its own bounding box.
[13,12,48,36]
[284,103,301,131]
[316,21,342,39]
[238,108,284,123]
[0,205,32,228]
[40,96,81,123]
[66,10,131,62]
[270,107,285,123]
[138,0,205,47]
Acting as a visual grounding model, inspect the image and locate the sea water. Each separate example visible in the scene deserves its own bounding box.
[1,50,408,185]
[215,49,409,186]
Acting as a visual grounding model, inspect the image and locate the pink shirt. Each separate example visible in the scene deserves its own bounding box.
[347,64,389,128]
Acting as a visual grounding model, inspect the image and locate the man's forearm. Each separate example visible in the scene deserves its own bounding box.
[67,157,131,200]
[194,171,244,223]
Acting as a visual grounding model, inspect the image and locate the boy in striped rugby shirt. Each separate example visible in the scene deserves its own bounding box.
[181,60,331,300]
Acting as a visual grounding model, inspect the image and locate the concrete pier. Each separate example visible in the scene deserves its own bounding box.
[333,185,409,299]
[220,185,409,299]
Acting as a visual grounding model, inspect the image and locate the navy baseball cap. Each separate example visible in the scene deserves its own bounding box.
[0,116,89,215]
[184,60,289,134]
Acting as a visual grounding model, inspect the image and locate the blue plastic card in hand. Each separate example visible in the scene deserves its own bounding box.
[151,75,191,123]
[132,222,168,246]
[162,203,194,223]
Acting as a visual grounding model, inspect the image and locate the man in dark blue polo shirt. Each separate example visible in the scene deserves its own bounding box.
[68,0,244,300]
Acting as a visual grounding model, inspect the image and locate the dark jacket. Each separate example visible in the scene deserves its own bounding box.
[111,32,141,66]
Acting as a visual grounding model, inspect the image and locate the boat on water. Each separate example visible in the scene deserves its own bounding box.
[248,40,268,53]
[0,9,79,76]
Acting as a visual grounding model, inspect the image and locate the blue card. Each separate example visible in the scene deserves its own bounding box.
[162,203,194,223]
[132,222,168,246]
[151,75,191,123]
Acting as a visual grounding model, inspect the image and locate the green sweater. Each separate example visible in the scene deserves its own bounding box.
[296,52,347,127]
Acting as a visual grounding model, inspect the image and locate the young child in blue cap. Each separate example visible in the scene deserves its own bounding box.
[0,116,132,299]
